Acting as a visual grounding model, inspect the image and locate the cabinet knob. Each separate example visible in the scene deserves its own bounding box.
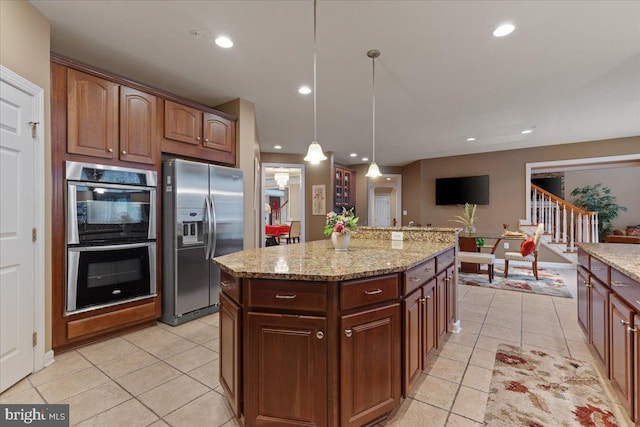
[121,150,127,155]
[108,148,114,153]
[205,138,209,142]
[620,319,630,326]
[628,326,638,333]
[426,295,431,299]
[316,331,324,340]
[419,297,426,303]
[345,329,353,338]
[196,136,201,141]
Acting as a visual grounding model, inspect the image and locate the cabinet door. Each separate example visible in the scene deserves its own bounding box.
[119,86,156,164]
[164,100,202,145]
[203,113,234,153]
[404,289,422,396]
[67,68,118,158]
[591,277,609,370]
[634,313,640,424]
[219,293,242,418]
[335,168,344,206]
[246,312,327,427]
[576,267,590,336]
[343,170,352,206]
[422,279,437,365]
[436,271,447,346]
[446,265,456,331]
[341,304,401,427]
[610,293,634,415]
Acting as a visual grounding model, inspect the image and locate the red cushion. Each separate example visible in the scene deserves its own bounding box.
[520,237,535,257]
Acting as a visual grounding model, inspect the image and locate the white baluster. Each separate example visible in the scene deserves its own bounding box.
[569,210,575,251]
[532,190,537,225]
[562,205,567,243]
[578,214,583,243]
[555,201,560,242]
[594,214,599,243]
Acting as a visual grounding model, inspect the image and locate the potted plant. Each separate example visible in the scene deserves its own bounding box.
[324,208,359,251]
[570,183,627,241]
[449,203,477,234]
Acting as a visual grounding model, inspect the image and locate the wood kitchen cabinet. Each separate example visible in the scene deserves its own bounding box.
[610,293,634,417]
[577,266,590,335]
[163,100,236,165]
[67,68,156,164]
[445,265,456,332]
[334,166,355,210]
[340,304,401,427]
[219,292,242,418]
[246,312,327,427]
[436,270,448,344]
[591,275,610,370]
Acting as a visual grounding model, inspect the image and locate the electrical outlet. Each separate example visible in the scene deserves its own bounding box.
[391,231,404,241]
[403,210,408,215]
[504,242,509,249]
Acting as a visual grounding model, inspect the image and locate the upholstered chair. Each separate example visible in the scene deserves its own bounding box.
[504,223,544,280]
[282,220,301,243]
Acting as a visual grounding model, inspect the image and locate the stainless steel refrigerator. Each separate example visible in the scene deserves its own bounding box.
[161,159,244,325]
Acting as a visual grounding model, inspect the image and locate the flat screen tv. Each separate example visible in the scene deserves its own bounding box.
[435,175,489,205]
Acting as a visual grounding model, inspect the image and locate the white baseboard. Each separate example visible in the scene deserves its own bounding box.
[451,320,462,334]
[43,350,55,369]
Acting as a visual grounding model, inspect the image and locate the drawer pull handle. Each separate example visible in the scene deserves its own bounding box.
[426,295,431,299]
[364,289,383,295]
[593,267,605,271]
[612,281,627,287]
[345,329,353,338]
[620,319,629,326]
[221,281,232,288]
[410,277,422,282]
[636,300,640,306]
[316,331,324,340]
[425,267,434,272]
[275,294,297,299]
[628,327,638,333]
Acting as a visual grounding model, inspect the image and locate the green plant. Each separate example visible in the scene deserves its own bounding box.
[449,203,477,228]
[475,237,485,247]
[570,183,627,240]
[324,208,359,235]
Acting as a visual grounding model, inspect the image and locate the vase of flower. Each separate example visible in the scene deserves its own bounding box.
[331,231,351,251]
[324,208,359,251]
[449,203,478,235]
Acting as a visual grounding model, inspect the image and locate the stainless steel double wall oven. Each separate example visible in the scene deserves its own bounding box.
[66,161,157,313]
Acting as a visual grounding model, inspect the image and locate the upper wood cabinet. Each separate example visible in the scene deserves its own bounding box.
[67,69,156,164]
[163,100,236,165]
[334,166,355,209]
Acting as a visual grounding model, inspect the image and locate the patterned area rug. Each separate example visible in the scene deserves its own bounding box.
[458,265,573,298]
[485,344,620,426]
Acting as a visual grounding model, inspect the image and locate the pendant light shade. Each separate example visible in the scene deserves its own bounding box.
[304,0,327,164]
[365,49,382,178]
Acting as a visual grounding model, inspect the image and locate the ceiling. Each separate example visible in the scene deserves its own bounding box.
[31,1,640,167]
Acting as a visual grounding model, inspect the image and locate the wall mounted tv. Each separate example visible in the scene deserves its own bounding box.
[435,175,490,205]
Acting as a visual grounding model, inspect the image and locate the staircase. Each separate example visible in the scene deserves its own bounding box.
[518,184,600,264]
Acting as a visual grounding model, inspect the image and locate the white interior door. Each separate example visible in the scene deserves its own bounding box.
[0,71,38,392]
[373,196,391,227]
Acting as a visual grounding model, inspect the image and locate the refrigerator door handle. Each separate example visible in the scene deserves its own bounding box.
[210,195,218,259]
[203,196,213,259]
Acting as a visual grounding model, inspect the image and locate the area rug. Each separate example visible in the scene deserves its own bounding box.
[485,344,620,426]
[458,265,573,298]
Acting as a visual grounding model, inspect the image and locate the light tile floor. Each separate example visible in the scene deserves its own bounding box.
[1,266,633,426]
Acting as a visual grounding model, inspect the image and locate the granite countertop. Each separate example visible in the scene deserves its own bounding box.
[578,243,640,283]
[213,239,454,281]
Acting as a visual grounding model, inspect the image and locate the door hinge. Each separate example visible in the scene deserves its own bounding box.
[32,227,37,242]
[32,332,37,347]
[28,121,39,139]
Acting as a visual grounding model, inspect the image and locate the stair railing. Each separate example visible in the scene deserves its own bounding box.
[530,184,599,251]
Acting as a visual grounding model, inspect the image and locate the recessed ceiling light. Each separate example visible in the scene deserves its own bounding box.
[493,23,515,37]
[274,145,282,150]
[362,157,369,162]
[521,129,533,134]
[298,86,311,95]
[350,153,357,157]
[215,36,233,48]
[466,137,476,142]
[386,177,391,181]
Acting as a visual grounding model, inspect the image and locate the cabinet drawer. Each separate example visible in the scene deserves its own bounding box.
[220,270,241,304]
[577,248,589,270]
[247,279,327,312]
[403,259,436,295]
[610,269,640,310]
[340,274,399,311]
[590,257,609,284]
[436,249,455,273]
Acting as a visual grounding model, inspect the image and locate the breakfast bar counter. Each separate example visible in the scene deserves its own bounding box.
[213,235,457,427]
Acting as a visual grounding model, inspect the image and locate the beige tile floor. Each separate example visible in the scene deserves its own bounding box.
[1,266,633,426]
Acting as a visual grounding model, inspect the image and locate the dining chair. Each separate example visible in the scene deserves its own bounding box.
[283,220,301,244]
[504,223,544,280]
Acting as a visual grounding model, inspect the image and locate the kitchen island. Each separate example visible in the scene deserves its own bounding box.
[213,234,458,427]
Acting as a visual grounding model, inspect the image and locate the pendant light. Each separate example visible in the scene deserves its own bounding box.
[365,49,382,178]
[303,0,328,164]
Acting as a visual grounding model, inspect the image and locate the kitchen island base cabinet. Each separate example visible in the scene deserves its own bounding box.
[340,304,401,427]
[219,293,242,419]
[245,313,327,427]
[610,293,634,418]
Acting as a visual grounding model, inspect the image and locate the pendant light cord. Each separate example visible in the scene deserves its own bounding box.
[313,0,317,143]
[372,53,376,163]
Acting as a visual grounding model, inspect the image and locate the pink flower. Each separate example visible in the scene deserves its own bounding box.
[326,212,336,219]
[334,223,345,233]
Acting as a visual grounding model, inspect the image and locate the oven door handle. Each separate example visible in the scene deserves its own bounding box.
[67,241,155,252]
[204,196,213,260]
[210,195,218,259]
[67,183,80,245]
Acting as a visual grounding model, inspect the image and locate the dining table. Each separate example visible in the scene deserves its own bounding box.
[265,224,290,246]
[459,230,529,273]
